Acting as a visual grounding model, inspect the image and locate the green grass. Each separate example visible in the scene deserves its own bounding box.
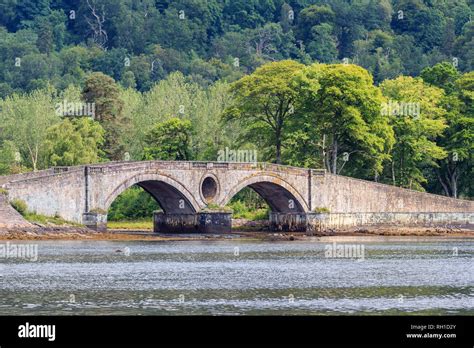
[230,208,269,220]
[107,219,153,230]
[24,212,83,226]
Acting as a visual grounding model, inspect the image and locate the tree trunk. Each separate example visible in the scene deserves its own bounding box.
[451,166,458,198]
[391,161,396,186]
[436,170,450,197]
[275,128,281,164]
[331,137,338,174]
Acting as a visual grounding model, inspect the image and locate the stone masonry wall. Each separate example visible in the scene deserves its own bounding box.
[313,174,474,213]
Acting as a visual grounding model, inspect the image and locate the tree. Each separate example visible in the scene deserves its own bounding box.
[307,23,338,63]
[44,117,105,166]
[35,17,54,54]
[0,141,19,175]
[121,71,137,89]
[0,87,59,171]
[380,76,447,190]
[434,72,474,198]
[296,64,394,178]
[454,21,474,71]
[297,5,335,42]
[224,60,305,164]
[82,72,127,160]
[143,118,193,161]
[421,62,460,94]
[391,0,446,52]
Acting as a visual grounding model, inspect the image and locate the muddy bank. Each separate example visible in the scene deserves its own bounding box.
[0,223,473,241]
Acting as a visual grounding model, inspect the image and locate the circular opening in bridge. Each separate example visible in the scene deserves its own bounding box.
[201,176,218,203]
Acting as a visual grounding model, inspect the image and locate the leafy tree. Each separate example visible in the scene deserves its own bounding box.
[419,63,473,197]
[435,72,474,198]
[143,117,193,161]
[0,141,19,175]
[0,87,59,171]
[108,186,161,221]
[44,117,105,166]
[296,63,394,178]
[454,21,474,72]
[380,76,447,190]
[35,17,54,54]
[306,23,338,63]
[297,4,335,42]
[121,71,137,89]
[391,0,446,52]
[421,62,460,94]
[82,72,127,160]
[224,60,305,164]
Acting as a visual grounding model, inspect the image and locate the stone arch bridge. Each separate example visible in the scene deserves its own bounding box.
[1,161,473,232]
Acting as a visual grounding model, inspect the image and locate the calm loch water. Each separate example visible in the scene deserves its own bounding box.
[0,237,472,315]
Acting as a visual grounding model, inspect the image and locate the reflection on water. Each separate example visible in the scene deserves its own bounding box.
[0,237,472,315]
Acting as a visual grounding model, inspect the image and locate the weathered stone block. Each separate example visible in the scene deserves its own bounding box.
[153,211,232,233]
[82,212,107,232]
[197,212,232,233]
[153,212,199,233]
[269,212,308,232]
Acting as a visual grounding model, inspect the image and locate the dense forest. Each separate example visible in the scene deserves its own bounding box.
[0,0,473,94]
[0,0,473,220]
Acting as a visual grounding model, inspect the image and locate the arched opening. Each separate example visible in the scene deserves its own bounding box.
[244,181,305,213]
[224,180,306,231]
[105,178,197,231]
[108,185,161,230]
[201,176,218,203]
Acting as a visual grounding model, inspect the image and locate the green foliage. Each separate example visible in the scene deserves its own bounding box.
[10,198,28,215]
[203,203,233,213]
[226,200,269,220]
[0,0,470,99]
[225,60,305,163]
[0,0,473,218]
[313,207,330,213]
[0,87,59,171]
[295,63,394,177]
[107,219,153,230]
[82,72,127,160]
[23,212,83,226]
[45,118,105,166]
[0,140,18,175]
[225,187,270,220]
[421,62,460,94]
[143,118,193,161]
[108,186,161,221]
[380,76,447,190]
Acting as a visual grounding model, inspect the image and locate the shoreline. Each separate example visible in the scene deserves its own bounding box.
[0,224,473,241]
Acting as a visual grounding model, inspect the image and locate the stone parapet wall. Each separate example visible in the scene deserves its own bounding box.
[315,174,474,213]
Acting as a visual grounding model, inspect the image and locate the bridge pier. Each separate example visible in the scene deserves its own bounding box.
[83,212,107,232]
[269,212,308,232]
[153,211,232,234]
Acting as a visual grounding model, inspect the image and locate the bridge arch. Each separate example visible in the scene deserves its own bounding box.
[103,173,200,214]
[219,174,308,213]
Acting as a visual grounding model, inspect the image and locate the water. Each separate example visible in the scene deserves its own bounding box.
[0,237,472,315]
